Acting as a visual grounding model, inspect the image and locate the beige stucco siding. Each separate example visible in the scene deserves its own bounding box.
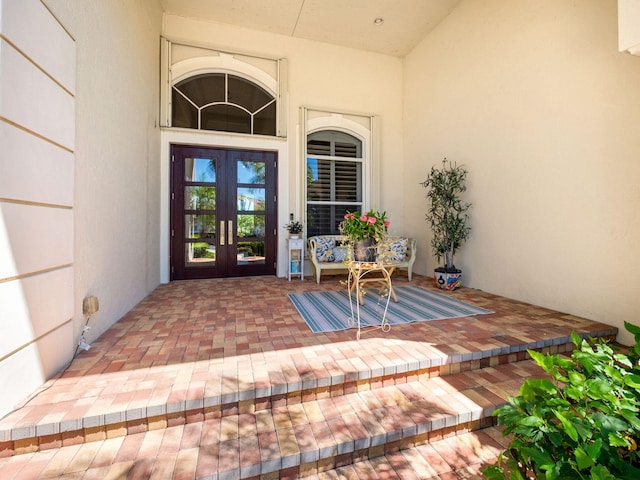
[404,0,640,345]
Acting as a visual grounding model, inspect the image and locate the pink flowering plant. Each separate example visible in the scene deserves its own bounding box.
[339,210,390,242]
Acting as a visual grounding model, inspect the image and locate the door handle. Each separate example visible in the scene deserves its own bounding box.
[220,220,225,245]
[228,220,233,245]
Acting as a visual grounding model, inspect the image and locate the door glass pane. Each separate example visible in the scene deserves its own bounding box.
[236,241,265,265]
[237,187,265,211]
[185,242,216,264]
[185,214,216,239]
[237,161,265,184]
[237,214,265,265]
[185,186,216,210]
[237,214,265,239]
[185,158,216,182]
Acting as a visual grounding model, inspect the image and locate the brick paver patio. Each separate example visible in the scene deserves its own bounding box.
[0,273,618,478]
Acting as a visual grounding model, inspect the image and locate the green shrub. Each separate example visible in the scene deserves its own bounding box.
[193,243,215,259]
[483,322,640,480]
[237,242,264,256]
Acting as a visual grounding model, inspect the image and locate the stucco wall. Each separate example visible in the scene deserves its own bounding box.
[404,0,640,345]
[0,0,76,419]
[42,0,163,346]
[161,14,405,279]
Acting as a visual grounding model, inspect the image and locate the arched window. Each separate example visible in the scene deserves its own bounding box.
[306,130,364,236]
[172,73,276,136]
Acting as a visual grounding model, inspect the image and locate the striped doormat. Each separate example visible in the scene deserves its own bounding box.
[288,286,493,333]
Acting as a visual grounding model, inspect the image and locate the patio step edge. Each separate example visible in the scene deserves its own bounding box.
[0,332,618,453]
[2,358,544,478]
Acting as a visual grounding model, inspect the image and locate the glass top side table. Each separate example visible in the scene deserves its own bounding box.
[344,261,398,340]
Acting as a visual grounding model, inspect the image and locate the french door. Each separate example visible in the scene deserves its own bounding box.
[170,145,277,280]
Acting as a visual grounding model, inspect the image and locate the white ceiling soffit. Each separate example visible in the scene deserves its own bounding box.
[160,0,463,57]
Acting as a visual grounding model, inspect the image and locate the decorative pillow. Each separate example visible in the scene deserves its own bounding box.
[332,246,349,262]
[316,248,335,263]
[385,237,408,262]
[314,236,336,262]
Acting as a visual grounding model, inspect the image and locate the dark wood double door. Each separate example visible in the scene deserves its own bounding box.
[170,145,277,280]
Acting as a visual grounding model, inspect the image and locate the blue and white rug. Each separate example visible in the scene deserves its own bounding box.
[288,286,493,333]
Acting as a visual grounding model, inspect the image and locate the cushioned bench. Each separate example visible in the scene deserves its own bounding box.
[307,235,417,284]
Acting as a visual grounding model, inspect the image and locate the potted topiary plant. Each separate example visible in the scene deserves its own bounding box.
[284,220,304,239]
[420,158,471,290]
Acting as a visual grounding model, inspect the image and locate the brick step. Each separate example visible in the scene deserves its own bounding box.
[299,425,511,479]
[0,426,512,479]
[0,334,581,459]
[0,359,543,479]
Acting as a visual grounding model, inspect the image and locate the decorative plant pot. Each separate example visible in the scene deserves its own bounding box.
[353,238,377,262]
[289,234,300,239]
[434,268,462,291]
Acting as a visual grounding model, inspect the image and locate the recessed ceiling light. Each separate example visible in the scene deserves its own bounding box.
[373,17,384,26]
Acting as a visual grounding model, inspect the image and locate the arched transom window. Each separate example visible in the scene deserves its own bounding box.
[172,73,276,136]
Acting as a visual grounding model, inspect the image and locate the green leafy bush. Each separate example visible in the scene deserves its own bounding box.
[483,322,640,480]
[193,243,214,259]
[237,242,264,256]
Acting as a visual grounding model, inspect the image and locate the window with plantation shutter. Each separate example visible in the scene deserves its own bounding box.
[306,131,363,237]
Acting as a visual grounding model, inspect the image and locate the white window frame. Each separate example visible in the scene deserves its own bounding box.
[301,108,380,234]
